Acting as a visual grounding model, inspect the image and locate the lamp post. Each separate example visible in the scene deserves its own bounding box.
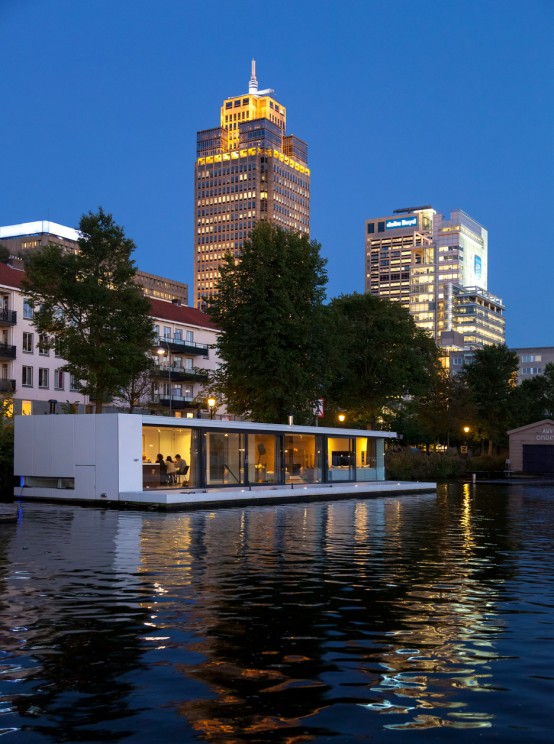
[338,412,346,425]
[157,340,172,416]
[207,397,216,419]
[462,425,470,455]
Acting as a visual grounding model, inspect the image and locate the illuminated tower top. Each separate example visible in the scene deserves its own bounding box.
[220,60,286,151]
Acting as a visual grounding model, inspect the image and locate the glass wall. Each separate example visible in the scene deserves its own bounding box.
[247,433,281,484]
[142,424,387,489]
[355,436,377,481]
[327,436,355,481]
[284,434,322,484]
[205,431,245,486]
[142,426,198,488]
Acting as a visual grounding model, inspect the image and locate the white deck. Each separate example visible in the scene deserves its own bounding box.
[117,480,437,510]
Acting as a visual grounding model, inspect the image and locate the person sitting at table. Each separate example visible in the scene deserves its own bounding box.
[165,455,177,485]
[155,453,167,485]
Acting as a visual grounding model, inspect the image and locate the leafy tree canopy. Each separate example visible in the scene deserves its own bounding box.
[322,292,441,427]
[461,344,518,453]
[22,208,154,412]
[207,222,328,423]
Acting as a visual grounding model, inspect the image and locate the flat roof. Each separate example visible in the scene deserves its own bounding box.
[141,414,396,439]
[0,221,79,241]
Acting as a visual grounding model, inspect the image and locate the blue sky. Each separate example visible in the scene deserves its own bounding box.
[1,0,553,347]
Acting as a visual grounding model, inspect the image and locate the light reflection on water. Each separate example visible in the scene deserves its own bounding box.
[0,482,553,742]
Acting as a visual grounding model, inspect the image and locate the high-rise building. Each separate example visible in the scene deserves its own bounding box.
[194,61,310,308]
[364,206,505,351]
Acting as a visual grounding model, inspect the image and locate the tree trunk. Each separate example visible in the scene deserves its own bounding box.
[94,388,103,414]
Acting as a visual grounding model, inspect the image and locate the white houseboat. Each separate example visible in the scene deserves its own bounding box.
[14,414,435,509]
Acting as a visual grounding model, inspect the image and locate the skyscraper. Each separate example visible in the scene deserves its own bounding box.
[364,206,505,350]
[194,61,310,308]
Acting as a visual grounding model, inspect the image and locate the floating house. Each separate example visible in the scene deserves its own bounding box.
[14,414,434,509]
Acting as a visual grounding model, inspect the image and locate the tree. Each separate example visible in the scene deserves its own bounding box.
[112,364,157,413]
[512,362,554,425]
[322,292,441,428]
[208,222,328,423]
[23,208,154,412]
[461,344,518,454]
[0,395,14,496]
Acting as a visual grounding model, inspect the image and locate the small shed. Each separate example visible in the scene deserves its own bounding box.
[507,419,554,474]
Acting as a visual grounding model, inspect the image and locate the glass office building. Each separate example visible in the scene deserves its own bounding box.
[364,206,505,350]
[194,61,310,308]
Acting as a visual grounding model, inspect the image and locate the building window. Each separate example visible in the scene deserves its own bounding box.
[39,334,49,356]
[23,300,34,319]
[23,332,34,353]
[21,400,32,415]
[22,366,33,387]
[174,329,182,340]
[54,369,64,390]
[54,338,63,357]
[367,223,375,234]
[186,330,194,343]
[378,222,385,233]
[70,375,81,392]
[39,368,49,389]
[164,327,171,338]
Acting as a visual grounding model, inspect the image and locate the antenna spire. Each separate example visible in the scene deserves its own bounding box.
[249,58,258,94]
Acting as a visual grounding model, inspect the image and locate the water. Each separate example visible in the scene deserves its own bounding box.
[0,482,553,743]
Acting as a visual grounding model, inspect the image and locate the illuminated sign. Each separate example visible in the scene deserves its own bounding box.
[386,216,418,230]
[474,255,482,280]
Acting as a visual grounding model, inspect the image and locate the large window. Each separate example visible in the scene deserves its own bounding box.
[22,366,33,387]
[23,332,33,353]
[206,431,245,486]
[23,300,34,319]
[142,425,198,488]
[54,369,64,390]
[327,436,355,481]
[38,368,49,389]
[284,434,322,483]
[247,433,282,484]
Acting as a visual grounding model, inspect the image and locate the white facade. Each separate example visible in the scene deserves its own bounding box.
[0,263,219,416]
[0,264,89,414]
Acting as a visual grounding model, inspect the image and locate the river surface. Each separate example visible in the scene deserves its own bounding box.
[0,482,552,743]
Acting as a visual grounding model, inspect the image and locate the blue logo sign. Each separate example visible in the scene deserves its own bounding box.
[474,255,482,280]
[386,216,418,230]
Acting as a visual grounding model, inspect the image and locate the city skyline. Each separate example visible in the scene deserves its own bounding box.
[1,0,553,347]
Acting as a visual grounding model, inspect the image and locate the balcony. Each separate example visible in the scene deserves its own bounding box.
[154,364,209,383]
[0,344,16,360]
[0,309,17,326]
[152,393,196,411]
[155,335,209,357]
[0,379,16,393]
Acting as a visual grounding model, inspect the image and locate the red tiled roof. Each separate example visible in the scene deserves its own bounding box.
[0,262,25,289]
[149,298,218,329]
[0,262,218,330]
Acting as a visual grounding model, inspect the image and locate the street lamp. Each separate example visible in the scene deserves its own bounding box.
[338,412,346,424]
[157,340,172,416]
[207,397,216,419]
[462,425,470,455]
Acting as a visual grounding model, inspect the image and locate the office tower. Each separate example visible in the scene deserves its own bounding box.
[364,206,505,350]
[194,61,310,308]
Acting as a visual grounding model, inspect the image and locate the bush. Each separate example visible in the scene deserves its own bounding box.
[465,455,507,473]
[385,448,466,481]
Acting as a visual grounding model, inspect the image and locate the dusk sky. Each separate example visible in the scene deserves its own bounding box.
[2,0,553,348]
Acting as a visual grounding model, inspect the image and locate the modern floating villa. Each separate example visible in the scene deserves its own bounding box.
[14,414,435,509]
